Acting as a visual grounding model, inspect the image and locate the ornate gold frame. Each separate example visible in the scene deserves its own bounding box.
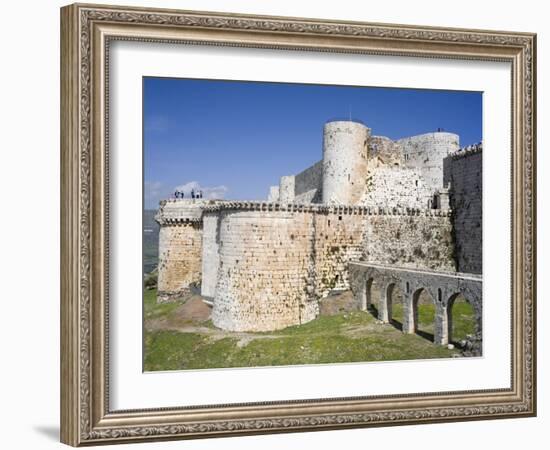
[60,3,536,446]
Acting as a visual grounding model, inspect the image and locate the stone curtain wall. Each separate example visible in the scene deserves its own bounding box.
[267,185,279,202]
[312,212,368,297]
[157,223,203,302]
[361,166,434,209]
[443,147,482,274]
[368,135,404,166]
[294,189,320,204]
[279,175,296,203]
[362,210,456,272]
[210,205,371,331]
[294,160,323,203]
[398,132,460,195]
[208,203,456,331]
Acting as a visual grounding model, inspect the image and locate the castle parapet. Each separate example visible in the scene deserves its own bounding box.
[449,142,482,159]
[201,200,452,216]
[155,198,212,225]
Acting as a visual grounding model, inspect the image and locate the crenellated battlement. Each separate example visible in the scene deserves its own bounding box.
[449,142,483,159]
[202,201,452,217]
[155,199,213,225]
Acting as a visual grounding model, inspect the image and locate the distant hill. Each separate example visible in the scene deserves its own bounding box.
[143,209,159,274]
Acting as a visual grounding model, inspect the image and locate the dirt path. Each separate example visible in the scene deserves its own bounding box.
[173,294,212,321]
[147,295,283,342]
[146,291,405,348]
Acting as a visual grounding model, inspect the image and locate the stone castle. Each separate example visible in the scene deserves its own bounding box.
[154,120,482,345]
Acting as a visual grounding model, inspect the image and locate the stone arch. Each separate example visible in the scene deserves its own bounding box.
[381,281,405,331]
[365,277,374,311]
[367,277,386,319]
[446,291,481,350]
[358,277,374,312]
[411,287,436,342]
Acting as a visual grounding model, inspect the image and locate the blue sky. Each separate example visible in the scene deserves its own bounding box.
[143,77,482,209]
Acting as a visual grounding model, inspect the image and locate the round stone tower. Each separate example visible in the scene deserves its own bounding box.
[322,120,370,205]
[279,175,295,203]
[155,199,206,303]
[398,132,460,194]
[211,206,318,332]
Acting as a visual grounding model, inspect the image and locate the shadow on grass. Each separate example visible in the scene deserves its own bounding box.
[369,305,434,342]
[367,305,379,319]
[390,318,403,332]
[416,328,434,342]
[367,305,407,334]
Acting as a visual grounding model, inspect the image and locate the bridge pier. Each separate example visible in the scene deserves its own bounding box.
[358,278,368,311]
[378,284,391,323]
[434,302,449,345]
[402,289,415,334]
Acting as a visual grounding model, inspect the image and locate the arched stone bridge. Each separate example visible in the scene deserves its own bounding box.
[349,262,482,346]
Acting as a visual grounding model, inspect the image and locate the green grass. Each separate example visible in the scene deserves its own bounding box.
[449,300,476,342]
[391,300,476,343]
[143,289,470,371]
[143,288,183,321]
[391,303,435,337]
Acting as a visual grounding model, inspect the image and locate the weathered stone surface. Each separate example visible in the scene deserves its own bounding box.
[444,145,482,274]
[312,211,367,297]
[157,222,202,303]
[207,205,455,331]
[398,132,460,195]
[200,211,220,299]
[362,212,456,271]
[279,175,295,203]
[211,209,317,332]
[322,121,370,205]
[369,135,404,167]
[319,290,358,316]
[267,185,280,202]
[295,160,323,202]
[361,166,434,209]
[155,199,209,302]
[154,121,482,335]
[155,198,208,225]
